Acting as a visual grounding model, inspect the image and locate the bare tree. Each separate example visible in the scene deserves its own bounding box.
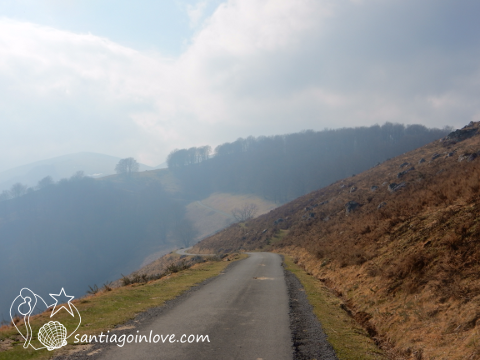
[0,190,11,201]
[173,219,198,248]
[71,171,85,180]
[231,203,259,222]
[37,176,54,189]
[115,158,139,176]
[10,183,28,198]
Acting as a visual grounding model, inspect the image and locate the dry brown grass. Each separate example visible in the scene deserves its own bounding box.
[186,192,278,241]
[194,122,480,359]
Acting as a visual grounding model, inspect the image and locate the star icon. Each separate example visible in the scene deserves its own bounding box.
[49,288,75,317]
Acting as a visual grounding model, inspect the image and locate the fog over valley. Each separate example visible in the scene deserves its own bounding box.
[0,124,449,319]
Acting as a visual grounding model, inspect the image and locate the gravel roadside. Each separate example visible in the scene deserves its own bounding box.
[284,266,339,360]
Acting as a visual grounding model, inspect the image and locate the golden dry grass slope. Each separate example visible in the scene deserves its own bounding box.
[193,122,480,360]
[185,192,278,241]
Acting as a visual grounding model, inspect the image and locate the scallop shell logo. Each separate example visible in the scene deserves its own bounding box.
[38,321,68,351]
[10,288,82,351]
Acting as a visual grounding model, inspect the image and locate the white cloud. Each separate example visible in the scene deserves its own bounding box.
[187,1,209,28]
[0,0,479,171]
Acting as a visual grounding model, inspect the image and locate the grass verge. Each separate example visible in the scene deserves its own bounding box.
[283,255,386,360]
[0,255,244,360]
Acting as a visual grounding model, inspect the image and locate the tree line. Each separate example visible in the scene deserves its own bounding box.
[0,157,141,202]
[167,123,451,203]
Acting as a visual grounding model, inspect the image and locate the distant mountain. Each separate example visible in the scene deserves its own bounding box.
[0,152,153,192]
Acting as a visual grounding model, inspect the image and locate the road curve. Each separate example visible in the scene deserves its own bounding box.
[175,246,215,256]
[96,253,292,360]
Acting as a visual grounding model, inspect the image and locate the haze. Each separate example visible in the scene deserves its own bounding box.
[1,0,479,171]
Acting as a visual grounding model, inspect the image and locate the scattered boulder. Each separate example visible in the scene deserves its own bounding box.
[320,200,329,205]
[458,152,479,162]
[468,153,478,162]
[388,182,406,193]
[377,202,387,209]
[323,216,330,222]
[274,218,284,225]
[345,201,361,214]
[431,153,441,161]
[350,186,357,193]
[446,152,455,158]
[371,185,378,191]
[397,167,415,178]
[399,162,410,168]
[388,183,397,192]
[305,206,313,211]
[418,158,426,164]
[309,212,315,218]
[262,229,267,234]
[340,184,346,189]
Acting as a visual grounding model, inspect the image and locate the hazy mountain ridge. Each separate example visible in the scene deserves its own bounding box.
[192,122,480,359]
[168,123,450,203]
[0,152,155,192]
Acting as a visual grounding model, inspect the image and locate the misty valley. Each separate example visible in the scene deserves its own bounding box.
[0,123,448,321]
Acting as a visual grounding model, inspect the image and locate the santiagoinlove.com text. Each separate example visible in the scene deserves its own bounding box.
[74,330,210,348]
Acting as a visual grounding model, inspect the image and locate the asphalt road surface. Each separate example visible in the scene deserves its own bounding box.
[175,246,214,256]
[90,253,293,360]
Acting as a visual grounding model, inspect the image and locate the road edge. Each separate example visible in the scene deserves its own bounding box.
[51,257,247,360]
[282,255,387,360]
[282,256,339,360]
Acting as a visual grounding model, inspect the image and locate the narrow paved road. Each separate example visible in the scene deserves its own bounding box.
[97,253,292,359]
[175,246,214,256]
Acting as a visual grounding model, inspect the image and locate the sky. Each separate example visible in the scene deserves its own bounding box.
[0,0,479,171]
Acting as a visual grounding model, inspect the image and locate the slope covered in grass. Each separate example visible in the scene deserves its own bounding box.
[185,192,278,241]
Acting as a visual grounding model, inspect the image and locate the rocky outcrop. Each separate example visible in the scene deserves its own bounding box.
[345,201,361,214]
[444,126,478,145]
[388,182,406,193]
[377,202,387,209]
[397,167,415,178]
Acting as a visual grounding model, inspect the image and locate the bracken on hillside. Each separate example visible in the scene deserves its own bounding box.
[192,121,480,360]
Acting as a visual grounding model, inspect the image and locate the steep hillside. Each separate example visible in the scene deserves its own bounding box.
[193,122,480,359]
